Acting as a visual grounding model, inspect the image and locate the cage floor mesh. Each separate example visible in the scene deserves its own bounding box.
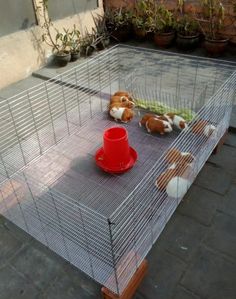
[5,108,179,218]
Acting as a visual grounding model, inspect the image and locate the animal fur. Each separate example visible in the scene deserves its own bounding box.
[113,91,134,102]
[164,148,182,164]
[191,120,216,137]
[109,106,134,123]
[146,117,172,135]
[166,113,187,130]
[139,114,158,127]
[155,169,177,190]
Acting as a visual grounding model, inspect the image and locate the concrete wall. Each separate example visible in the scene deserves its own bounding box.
[0,0,103,89]
[0,0,36,37]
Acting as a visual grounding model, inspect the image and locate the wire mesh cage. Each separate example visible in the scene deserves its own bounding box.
[0,45,235,295]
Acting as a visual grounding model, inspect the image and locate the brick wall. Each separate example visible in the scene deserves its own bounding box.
[104,0,236,43]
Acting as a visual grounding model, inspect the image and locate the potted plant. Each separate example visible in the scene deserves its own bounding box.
[132,15,147,41]
[104,7,132,42]
[80,33,96,57]
[196,0,228,56]
[153,5,176,48]
[176,14,200,50]
[39,0,71,66]
[92,14,110,50]
[132,0,155,41]
[68,25,81,62]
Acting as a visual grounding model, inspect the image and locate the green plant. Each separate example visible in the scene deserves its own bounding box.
[104,7,132,32]
[80,33,98,56]
[153,5,175,33]
[196,0,226,39]
[38,0,77,54]
[92,14,110,49]
[68,25,81,54]
[176,15,199,36]
[132,0,156,31]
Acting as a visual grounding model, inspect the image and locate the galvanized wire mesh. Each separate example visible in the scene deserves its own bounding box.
[0,45,235,295]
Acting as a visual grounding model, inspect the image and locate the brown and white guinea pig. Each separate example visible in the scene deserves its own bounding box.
[155,168,177,190]
[110,95,135,109]
[158,114,174,125]
[113,91,135,107]
[139,113,173,127]
[109,105,134,123]
[139,113,159,127]
[191,120,216,137]
[165,148,194,165]
[146,117,173,135]
[180,152,195,164]
[164,148,182,164]
[113,90,133,101]
[166,113,188,130]
[167,151,195,177]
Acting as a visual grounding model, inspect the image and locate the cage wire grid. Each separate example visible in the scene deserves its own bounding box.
[0,45,235,294]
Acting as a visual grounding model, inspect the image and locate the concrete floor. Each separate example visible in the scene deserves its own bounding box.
[0,41,236,299]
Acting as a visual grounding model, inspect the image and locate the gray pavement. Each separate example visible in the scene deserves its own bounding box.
[0,42,236,299]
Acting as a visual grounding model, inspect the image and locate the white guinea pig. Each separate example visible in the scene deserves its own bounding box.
[109,106,134,123]
[166,176,191,198]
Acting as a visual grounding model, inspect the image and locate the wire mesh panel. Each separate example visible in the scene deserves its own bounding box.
[0,45,235,295]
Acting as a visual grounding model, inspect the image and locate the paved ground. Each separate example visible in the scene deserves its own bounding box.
[0,42,236,299]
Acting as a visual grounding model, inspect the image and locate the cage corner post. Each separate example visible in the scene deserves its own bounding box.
[101,259,148,299]
[212,129,228,155]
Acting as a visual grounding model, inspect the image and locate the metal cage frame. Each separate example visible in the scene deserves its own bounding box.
[0,45,235,295]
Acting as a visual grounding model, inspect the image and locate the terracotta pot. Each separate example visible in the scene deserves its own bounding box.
[133,27,147,41]
[204,38,229,56]
[176,33,200,51]
[154,31,175,48]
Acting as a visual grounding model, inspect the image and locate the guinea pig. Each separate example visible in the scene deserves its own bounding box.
[139,113,159,127]
[157,114,174,125]
[191,120,216,137]
[166,113,188,130]
[180,152,195,164]
[146,117,173,135]
[109,106,134,123]
[113,90,133,102]
[155,169,177,190]
[164,148,182,164]
[110,95,135,109]
[166,176,190,198]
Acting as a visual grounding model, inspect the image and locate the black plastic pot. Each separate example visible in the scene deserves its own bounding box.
[112,25,132,42]
[204,38,229,56]
[70,51,80,62]
[176,33,200,51]
[54,52,71,67]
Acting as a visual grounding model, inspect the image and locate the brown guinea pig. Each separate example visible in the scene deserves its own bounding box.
[146,117,173,135]
[180,152,195,164]
[155,169,177,190]
[164,148,182,164]
[109,105,134,123]
[139,114,159,127]
[110,95,135,109]
[113,90,133,101]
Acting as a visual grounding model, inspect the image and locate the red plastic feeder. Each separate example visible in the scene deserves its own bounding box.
[95,127,138,174]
